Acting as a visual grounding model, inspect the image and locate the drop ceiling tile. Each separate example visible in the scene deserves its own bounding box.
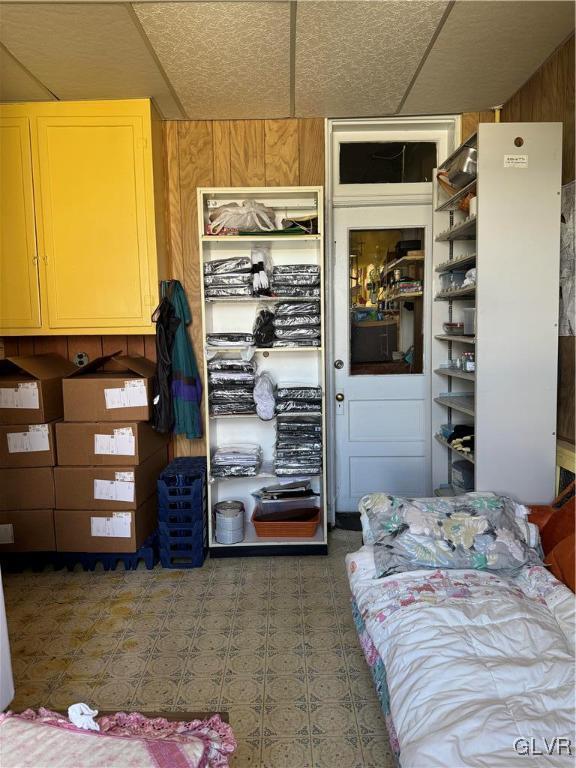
[0,3,184,117]
[295,1,449,118]
[0,45,55,102]
[134,2,291,120]
[401,1,575,115]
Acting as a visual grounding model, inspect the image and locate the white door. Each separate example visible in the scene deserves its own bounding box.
[333,205,432,512]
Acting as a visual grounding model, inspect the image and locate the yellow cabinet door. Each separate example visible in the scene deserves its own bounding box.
[0,116,42,329]
[34,113,154,330]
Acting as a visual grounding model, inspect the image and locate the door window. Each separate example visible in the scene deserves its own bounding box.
[349,227,425,375]
[340,142,436,184]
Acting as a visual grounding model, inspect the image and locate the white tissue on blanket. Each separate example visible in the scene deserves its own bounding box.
[68,703,100,732]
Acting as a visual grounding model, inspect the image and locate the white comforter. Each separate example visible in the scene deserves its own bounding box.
[346,546,575,768]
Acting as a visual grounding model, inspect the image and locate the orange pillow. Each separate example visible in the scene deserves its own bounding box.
[539,497,575,555]
[546,533,575,592]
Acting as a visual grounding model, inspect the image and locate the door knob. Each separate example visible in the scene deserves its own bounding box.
[335,393,345,402]
[334,359,344,369]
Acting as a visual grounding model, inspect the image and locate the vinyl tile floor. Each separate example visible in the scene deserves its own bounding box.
[3,529,394,768]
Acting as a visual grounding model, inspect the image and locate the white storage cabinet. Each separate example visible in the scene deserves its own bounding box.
[431,122,562,504]
[198,186,328,555]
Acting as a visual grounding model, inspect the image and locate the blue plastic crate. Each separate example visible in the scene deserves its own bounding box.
[159,457,207,487]
[60,532,159,572]
[157,457,207,569]
[158,520,202,540]
[158,480,205,510]
[159,533,206,569]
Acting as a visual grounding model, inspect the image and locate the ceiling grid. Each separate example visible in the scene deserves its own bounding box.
[0,0,573,119]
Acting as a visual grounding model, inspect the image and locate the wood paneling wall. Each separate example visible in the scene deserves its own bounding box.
[0,334,156,365]
[502,34,575,187]
[502,34,575,445]
[164,118,325,456]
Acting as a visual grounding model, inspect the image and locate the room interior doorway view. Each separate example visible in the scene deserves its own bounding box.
[328,116,459,517]
[333,205,433,513]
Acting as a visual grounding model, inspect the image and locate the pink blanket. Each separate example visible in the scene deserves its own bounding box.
[0,709,236,768]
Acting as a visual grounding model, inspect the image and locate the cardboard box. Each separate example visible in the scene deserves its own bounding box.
[54,448,167,511]
[0,510,55,552]
[63,354,156,422]
[0,423,57,468]
[54,495,157,553]
[0,467,55,510]
[55,421,168,466]
[0,354,76,425]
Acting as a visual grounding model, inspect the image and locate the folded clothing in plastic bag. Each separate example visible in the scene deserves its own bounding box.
[209,371,256,386]
[273,314,320,328]
[209,387,255,403]
[273,274,321,287]
[205,286,253,298]
[275,466,321,476]
[208,358,256,373]
[204,273,253,286]
[272,338,321,348]
[204,257,252,275]
[274,327,321,340]
[275,414,322,476]
[275,301,320,316]
[276,400,321,414]
[207,333,254,347]
[274,286,320,298]
[211,443,262,477]
[277,386,322,401]
[210,402,256,416]
[277,415,322,434]
[273,265,320,276]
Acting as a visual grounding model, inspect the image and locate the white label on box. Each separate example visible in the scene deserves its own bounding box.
[0,524,14,544]
[91,512,132,538]
[504,154,528,168]
[104,380,147,410]
[115,471,134,482]
[94,434,115,454]
[0,388,18,409]
[7,424,49,453]
[0,382,39,409]
[123,380,148,406]
[94,428,135,456]
[94,478,135,503]
[113,428,136,455]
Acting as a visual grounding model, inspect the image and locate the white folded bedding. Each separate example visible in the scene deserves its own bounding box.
[346,545,575,768]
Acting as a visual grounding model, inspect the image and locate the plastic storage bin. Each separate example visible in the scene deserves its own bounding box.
[252,508,320,538]
[158,457,207,568]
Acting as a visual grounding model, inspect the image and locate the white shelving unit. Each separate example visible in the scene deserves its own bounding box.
[431,123,562,504]
[197,186,327,555]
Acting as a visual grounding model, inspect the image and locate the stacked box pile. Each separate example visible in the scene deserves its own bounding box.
[158,457,207,568]
[0,354,76,555]
[55,354,168,554]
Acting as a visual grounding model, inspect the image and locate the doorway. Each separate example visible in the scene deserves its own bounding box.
[326,116,460,517]
[333,206,432,512]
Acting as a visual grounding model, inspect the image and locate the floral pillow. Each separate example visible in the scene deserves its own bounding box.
[359,493,542,578]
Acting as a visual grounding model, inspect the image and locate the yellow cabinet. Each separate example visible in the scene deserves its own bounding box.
[0,116,41,330]
[0,100,166,335]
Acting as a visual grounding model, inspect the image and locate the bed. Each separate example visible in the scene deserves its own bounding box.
[0,709,236,768]
[347,492,575,768]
